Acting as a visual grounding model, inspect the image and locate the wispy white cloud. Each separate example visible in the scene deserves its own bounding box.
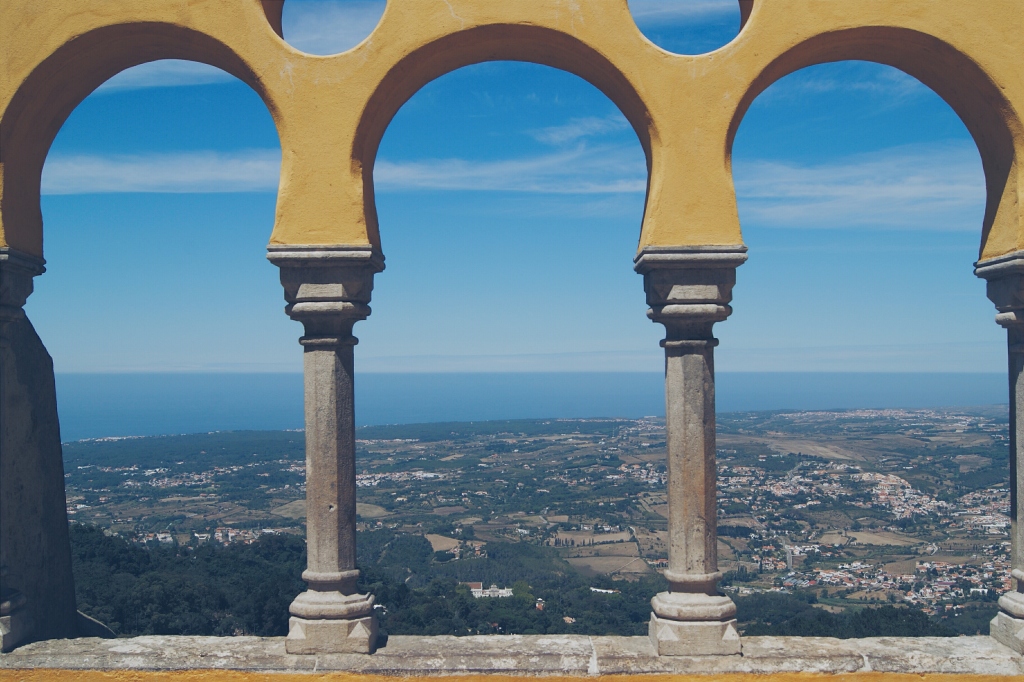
[41,150,281,194]
[95,1,385,91]
[734,142,985,231]
[375,144,646,194]
[628,0,737,22]
[529,115,631,146]
[40,141,984,234]
[96,60,235,93]
[280,0,385,56]
[40,145,646,196]
[755,66,928,106]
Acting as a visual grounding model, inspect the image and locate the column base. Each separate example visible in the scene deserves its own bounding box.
[649,612,740,656]
[0,590,34,653]
[991,592,1024,653]
[649,592,740,656]
[990,612,1024,653]
[286,614,378,654]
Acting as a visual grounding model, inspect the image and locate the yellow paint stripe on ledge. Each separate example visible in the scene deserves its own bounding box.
[2,673,1024,682]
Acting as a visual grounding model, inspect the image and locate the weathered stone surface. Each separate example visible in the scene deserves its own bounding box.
[636,248,746,655]
[2,634,1023,675]
[269,247,384,654]
[285,616,377,655]
[0,600,33,654]
[0,250,78,649]
[976,252,1024,641]
[648,614,740,656]
[992,611,1024,654]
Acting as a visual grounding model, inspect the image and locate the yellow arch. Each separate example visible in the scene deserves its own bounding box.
[0,21,285,257]
[2,0,1024,262]
[726,26,1021,260]
[352,23,656,249]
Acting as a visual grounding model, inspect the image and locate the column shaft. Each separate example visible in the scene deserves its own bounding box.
[664,341,719,591]
[1009,329,1024,585]
[302,339,358,590]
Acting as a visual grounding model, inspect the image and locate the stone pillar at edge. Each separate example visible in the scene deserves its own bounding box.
[0,248,79,651]
[977,251,1024,653]
[635,246,746,657]
[268,246,384,655]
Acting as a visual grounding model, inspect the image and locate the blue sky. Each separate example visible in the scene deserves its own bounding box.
[30,0,1001,375]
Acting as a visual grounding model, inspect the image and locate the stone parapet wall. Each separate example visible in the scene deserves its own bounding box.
[1,634,1023,676]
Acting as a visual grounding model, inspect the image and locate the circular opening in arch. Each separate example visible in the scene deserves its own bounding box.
[279,0,386,56]
[361,61,660,420]
[725,61,998,393]
[628,0,744,55]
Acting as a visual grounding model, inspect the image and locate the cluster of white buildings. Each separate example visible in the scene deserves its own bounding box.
[613,463,667,485]
[460,582,514,598]
[853,472,951,519]
[355,470,444,487]
[772,551,1011,612]
[951,488,1011,533]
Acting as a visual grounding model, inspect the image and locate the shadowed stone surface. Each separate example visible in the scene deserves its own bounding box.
[1,635,1022,675]
[0,251,78,650]
[977,252,1024,655]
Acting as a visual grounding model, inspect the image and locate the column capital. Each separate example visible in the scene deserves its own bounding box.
[0,248,45,323]
[267,245,384,342]
[975,250,1024,329]
[634,246,747,341]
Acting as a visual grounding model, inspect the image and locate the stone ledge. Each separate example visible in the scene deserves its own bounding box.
[1,634,1022,675]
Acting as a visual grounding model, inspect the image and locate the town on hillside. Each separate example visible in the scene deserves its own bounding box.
[63,407,1010,621]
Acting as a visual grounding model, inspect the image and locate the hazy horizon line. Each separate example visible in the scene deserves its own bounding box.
[52,370,1007,375]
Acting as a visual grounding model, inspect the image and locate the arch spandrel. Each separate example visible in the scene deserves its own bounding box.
[705,0,1024,261]
[2,0,1024,260]
[270,0,671,250]
[0,0,295,257]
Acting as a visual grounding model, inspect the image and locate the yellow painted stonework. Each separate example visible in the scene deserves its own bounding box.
[2,0,1024,261]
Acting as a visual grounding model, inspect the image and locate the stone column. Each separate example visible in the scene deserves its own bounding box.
[977,251,1024,653]
[267,245,384,654]
[0,248,79,650]
[635,246,746,656]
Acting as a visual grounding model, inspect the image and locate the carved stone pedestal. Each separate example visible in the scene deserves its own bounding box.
[287,616,378,654]
[286,584,377,654]
[991,590,1024,653]
[990,612,1024,653]
[649,615,740,656]
[649,592,740,655]
[0,588,32,653]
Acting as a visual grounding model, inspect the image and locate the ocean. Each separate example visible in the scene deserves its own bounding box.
[52,372,1008,442]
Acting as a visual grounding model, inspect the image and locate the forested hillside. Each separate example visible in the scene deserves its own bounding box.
[70,524,986,638]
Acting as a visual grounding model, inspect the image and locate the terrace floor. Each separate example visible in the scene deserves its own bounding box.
[1,634,1023,676]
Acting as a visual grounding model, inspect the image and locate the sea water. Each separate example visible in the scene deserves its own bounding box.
[53,372,1007,441]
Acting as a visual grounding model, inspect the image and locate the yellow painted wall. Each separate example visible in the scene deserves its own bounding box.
[1,0,1022,260]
